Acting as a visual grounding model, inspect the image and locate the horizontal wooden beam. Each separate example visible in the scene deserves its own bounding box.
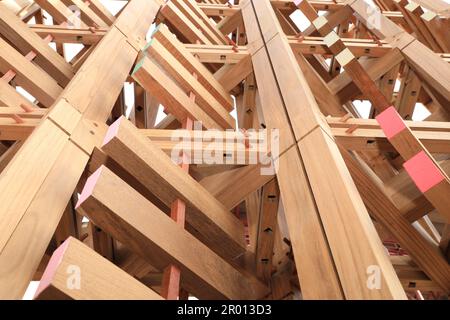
[184,44,248,64]
[31,24,106,44]
[332,127,450,153]
[327,118,450,153]
[139,128,269,165]
[0,117,39,140]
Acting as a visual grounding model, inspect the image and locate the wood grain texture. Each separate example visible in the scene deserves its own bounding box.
[35,237,162,300]
[101,117,246,259]
[77,165,268,300]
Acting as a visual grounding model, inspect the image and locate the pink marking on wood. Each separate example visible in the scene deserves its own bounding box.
[11,114,24,124]
[1,70,16,83]
[34,238,71,299]
[294,0,303,6]
[403,151,445,193]
[375,106,407,139]
[102,116,123,146]
[1,27,56,84]
[25,51,37,60]
[43,35,54,43]
[75,166,104,209]
[20,103,35,113]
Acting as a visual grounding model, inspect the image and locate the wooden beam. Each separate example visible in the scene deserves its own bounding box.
[215,55,253,92]
[0,141,23,173]
[132,56,225,130]
[350,0,450,103]
[138,128,266,165]
[243,0,406,299]
[0,4,74,86]
[77,165,268,300]
[151,24,233,111]
[341,148,450,292]
[34,0,87,28]
[328,49,404,104]
[62,0,109,28]
[200,165,274,210]
[217,8,243,35]
[0,0,161,299]
[332,127,450,154]
[160,1,211,44]
[256,180,280,282]
[183,0,229,44]
[290,36,393,58]
[31,24,106,44]
[0,79,35,109]
[145,38,235,129]
[0,117,39,140]
[413,0,450,18]
[101,117,246,260]
[171,0,226,45]
[34,237,162,300]
[86,0,115,26]
[0,37,63,107]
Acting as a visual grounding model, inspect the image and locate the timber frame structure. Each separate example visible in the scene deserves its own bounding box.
[0,0,449,300]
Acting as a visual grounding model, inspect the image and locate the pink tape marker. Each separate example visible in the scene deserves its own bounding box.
[294,0,303,6]
[375,106,407,139]
[103,116,123,146]
[75,166,104,209]
[34,238,71,299]
[403,151,445,193]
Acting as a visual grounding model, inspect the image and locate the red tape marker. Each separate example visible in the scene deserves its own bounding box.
[375,106,407,140]
[403,151,445,193]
